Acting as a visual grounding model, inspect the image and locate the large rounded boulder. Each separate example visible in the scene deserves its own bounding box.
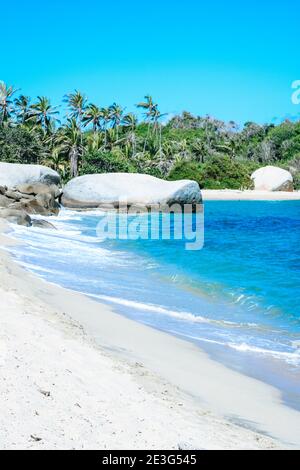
[0,162,60,187]
[62,173,202,209]
[251,166,293,191]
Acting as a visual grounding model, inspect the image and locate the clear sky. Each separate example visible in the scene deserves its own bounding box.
[2,0,300,125]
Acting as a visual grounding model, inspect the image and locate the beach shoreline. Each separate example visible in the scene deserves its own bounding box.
[202,190,300,201]
[1,220,300,449]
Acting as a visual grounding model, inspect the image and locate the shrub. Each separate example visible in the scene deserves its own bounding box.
[0,126,45,164]
[168,160,203,183]
[80,150,136,175]
[168,156,256,190]
[285,155,300,190]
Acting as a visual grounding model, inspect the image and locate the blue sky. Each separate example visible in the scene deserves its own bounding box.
[2,0,300,125]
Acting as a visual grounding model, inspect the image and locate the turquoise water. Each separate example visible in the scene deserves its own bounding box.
[7,201,300,407]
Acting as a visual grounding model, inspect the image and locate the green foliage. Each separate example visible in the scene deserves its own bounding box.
[1,81,300,188]
[80,150,136,175]
[169,156,257,190]
[0,126,45,163]
[266,122,300,161]
[284,155,300,190]
[168,161,204,183]
[199,156,256,189]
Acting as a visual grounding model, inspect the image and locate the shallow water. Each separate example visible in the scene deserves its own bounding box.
[6,201,300,409]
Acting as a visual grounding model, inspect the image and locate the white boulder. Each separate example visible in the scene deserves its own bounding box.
[0,162,60,187]
[251,166,293,191]
[62,173,202,208]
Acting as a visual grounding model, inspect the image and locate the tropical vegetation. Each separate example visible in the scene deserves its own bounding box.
[1,81,300,189]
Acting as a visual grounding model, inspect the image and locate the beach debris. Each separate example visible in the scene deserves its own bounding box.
[30,435,42,442]
[38,389,51,397]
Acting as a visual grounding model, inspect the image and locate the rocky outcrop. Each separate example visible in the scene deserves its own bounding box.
[62,173,202,209]
[16,183,62,198]
[0,208,57,229]
[0,164,61,227]
[0,209,32,227]
[31,219,57,230]
[0,162,60,187]
[0,194,13,208]
[251,166,294,191]
[0,183,61,216]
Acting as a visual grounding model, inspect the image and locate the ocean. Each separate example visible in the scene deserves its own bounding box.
[6,201,300,409]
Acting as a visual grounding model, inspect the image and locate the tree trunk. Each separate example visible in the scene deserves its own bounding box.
[70,147,78,178]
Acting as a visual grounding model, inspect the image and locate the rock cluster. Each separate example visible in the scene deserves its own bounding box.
[0,183,61,228]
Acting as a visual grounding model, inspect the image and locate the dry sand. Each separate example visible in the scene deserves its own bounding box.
[0,220,299,450]
[202,190,300,201]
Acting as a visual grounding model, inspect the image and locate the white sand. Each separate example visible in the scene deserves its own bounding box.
[202,190,300,200]
[0,221,299,450]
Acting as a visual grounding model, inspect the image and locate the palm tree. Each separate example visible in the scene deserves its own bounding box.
[215,137,241,160]
[86,132,104,153]
[191,138,207,163]
[64,90,87,126]
[121,113,138,157]
[14,95,31,124]
[151,107,167,153]
[30,96,60,133]
[136,95,156,120]
[122,112,137,130]
[82,104,103,133]
[109,103,124,140]
[42,145,68,173]
[136,95,159,150]
[0,81,18,125]
[100,107,111,146]
[56,118,83,177]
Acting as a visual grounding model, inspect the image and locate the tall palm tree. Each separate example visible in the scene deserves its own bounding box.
[136,95,158,150]
[82,104,103,133]
[56,118,82,177]
[14,95,31,124]
[0,81,18,125]
[109,103,124,140]
[64,90,87,126]
[30,96,60,134]
[122,112,137,130]
[151,107,167,153]
[100,107,111,146]
[136,95,156,120]
[122,113,138,157]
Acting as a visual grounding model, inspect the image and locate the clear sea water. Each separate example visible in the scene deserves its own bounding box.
[6,201,300,409]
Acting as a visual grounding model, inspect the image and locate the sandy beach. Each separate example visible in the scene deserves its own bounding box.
[0,220,300,450]
[202,190,300,201]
